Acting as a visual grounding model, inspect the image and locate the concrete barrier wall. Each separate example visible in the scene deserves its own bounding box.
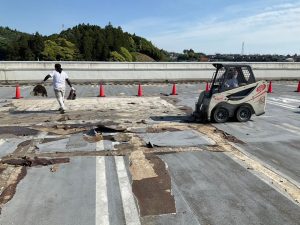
[0,61,299,82]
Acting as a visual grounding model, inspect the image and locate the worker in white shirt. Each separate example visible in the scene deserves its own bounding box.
[43,64,75,114]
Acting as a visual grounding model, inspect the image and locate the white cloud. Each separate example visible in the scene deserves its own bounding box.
[123,1,300,54]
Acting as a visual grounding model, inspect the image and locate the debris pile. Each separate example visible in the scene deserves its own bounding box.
[30,84,48,97]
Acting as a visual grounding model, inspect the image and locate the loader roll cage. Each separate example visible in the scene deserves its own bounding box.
[209,63,256,95]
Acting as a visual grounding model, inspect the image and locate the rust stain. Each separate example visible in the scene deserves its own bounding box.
[132,154,176,216]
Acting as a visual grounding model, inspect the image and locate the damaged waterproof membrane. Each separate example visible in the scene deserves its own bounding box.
[0,97,189,216]
[2,95,296,224]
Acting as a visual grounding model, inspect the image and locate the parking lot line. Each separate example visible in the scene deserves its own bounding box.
[115,156,141,225]
[96,157,109,225]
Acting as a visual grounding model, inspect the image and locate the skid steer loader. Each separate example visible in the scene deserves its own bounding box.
[193,63,268,123]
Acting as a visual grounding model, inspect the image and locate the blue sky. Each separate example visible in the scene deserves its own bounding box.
[1,0,300,54]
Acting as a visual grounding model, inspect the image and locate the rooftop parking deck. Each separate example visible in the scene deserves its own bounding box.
[0,81,299,225]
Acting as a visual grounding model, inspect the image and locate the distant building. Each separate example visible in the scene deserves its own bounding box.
[285,58,294,62]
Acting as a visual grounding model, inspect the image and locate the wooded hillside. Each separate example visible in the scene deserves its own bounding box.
[0,24,167,62]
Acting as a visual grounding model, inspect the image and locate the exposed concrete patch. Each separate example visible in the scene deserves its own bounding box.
[129,151,157,180]
[12,139,38,156]
[113,133,131,142]
[33,124,90,135]
[57,115,71,122]
[146,127,181,133]
[83,132,103,143]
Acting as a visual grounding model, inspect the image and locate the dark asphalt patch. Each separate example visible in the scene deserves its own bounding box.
[0,126,39,137]
[1,156,70,167]
[132,154,176,216]
[17,140,32,148]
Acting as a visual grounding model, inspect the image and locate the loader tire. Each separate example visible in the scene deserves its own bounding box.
[236,106,252,122]
[213,107,229,123]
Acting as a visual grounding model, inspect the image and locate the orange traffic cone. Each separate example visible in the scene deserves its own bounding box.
[171,83,178,95]
[14,83,23,99]
[205,82,210,92]
[137,84,143,97]
[296,81,300,92]
[98,83,105,97]
[267,81,273,93]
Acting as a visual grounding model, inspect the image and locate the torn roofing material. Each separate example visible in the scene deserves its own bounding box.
[139,130,216,147]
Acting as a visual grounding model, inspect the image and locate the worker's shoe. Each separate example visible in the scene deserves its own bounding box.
[58,107,62,111]
[60,109,65,114]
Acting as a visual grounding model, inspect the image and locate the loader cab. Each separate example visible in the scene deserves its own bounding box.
[209,64,256,96]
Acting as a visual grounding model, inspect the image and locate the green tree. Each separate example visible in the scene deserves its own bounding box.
[110,51,125,61]
[42,38,78,60]
[17,35,34,60]
[29,32,44,60]
[81,33,93,60]
[120,47,132,61]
